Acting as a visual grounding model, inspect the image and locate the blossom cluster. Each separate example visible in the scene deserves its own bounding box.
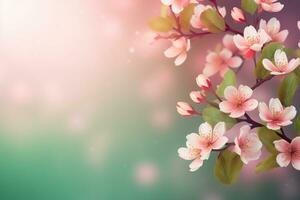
[149,0,300,184]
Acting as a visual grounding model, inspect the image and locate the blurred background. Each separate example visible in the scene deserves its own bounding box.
[0,0,300,199]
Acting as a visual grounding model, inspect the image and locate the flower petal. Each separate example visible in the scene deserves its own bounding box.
[224,86,238,101]
[164,46,181,58]
[238,85,253,100]
[274,139,290,152]
[259,102,272,122]
[213,122,226,137]
[199,122,212,137]
[227,56,243,68]
[174,52,187,66]
[269,98,283,113]
[262,59,277,72]
[276,153,291,167]
[244,99,258,111]
[178,147,194,160]
[189,158,203,172]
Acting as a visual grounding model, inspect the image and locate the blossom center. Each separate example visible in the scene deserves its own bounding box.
[246,35,260,45]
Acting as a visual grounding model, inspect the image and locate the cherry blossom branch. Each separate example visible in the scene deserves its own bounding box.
[237,113,292,142]
[251,75,274,90]
[209,0,243,35]
[160,2,243,42]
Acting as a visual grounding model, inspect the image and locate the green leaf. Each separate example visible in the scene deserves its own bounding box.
[179,3,196,31]
[214,150,243,185]
[200,8,225,33]
[278,72,299,106]
[241,0,258,15]
[257,127,281,154]
[255,43,284,79]
[293,115,300,135]
[202,106,237,129]
[216,70,236,97]
[256,154,279,173]
[148,16,173,32]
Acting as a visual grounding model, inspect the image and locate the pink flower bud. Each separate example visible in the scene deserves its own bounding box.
[196,74,211,91]
[231,7,246,23]
[189,91,206,104]
[176,102,198,116]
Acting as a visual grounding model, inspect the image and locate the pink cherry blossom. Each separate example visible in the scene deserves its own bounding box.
[203,48,243,77]
[223,34,239,54]
[190,91,206,104]
[262,49,300,75]
[219,85,258,118]
[231,7,246,23]
[274,137,300,170]
[254,0,284,13]
[178,132,209,172]
[176,102,199,116]
[233,25,271,58]
[259,17,288,43]
[258,98,297,130]
[196,122,228,156]
[164,37,191,66]
[234,125,262,164]
[161,0,190,14]
[196,74,212,91]
[190,5,226,30]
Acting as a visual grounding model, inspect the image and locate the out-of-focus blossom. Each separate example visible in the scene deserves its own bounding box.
[196,74,211,90]
[231,7,246,23]
[195,122,228,156]
[259,17,288,43]
[135,162,159,185]
[164,37,190,66]
[262,49,300,75]
[190,91,206,104]
[274,137,300,170]
[203,48,243,77]
[178,132,209,172]
[161,0,190,14]
[233,25,270,58]
[190,5,226,30]
[223,34,239,54]
[219,85,258,118]
[254,0,284,13]
[176,102,199,116]
[259,98,297,130]
[234,125,262,164]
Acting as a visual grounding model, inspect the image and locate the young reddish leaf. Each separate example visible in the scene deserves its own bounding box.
[214,150,243,185]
